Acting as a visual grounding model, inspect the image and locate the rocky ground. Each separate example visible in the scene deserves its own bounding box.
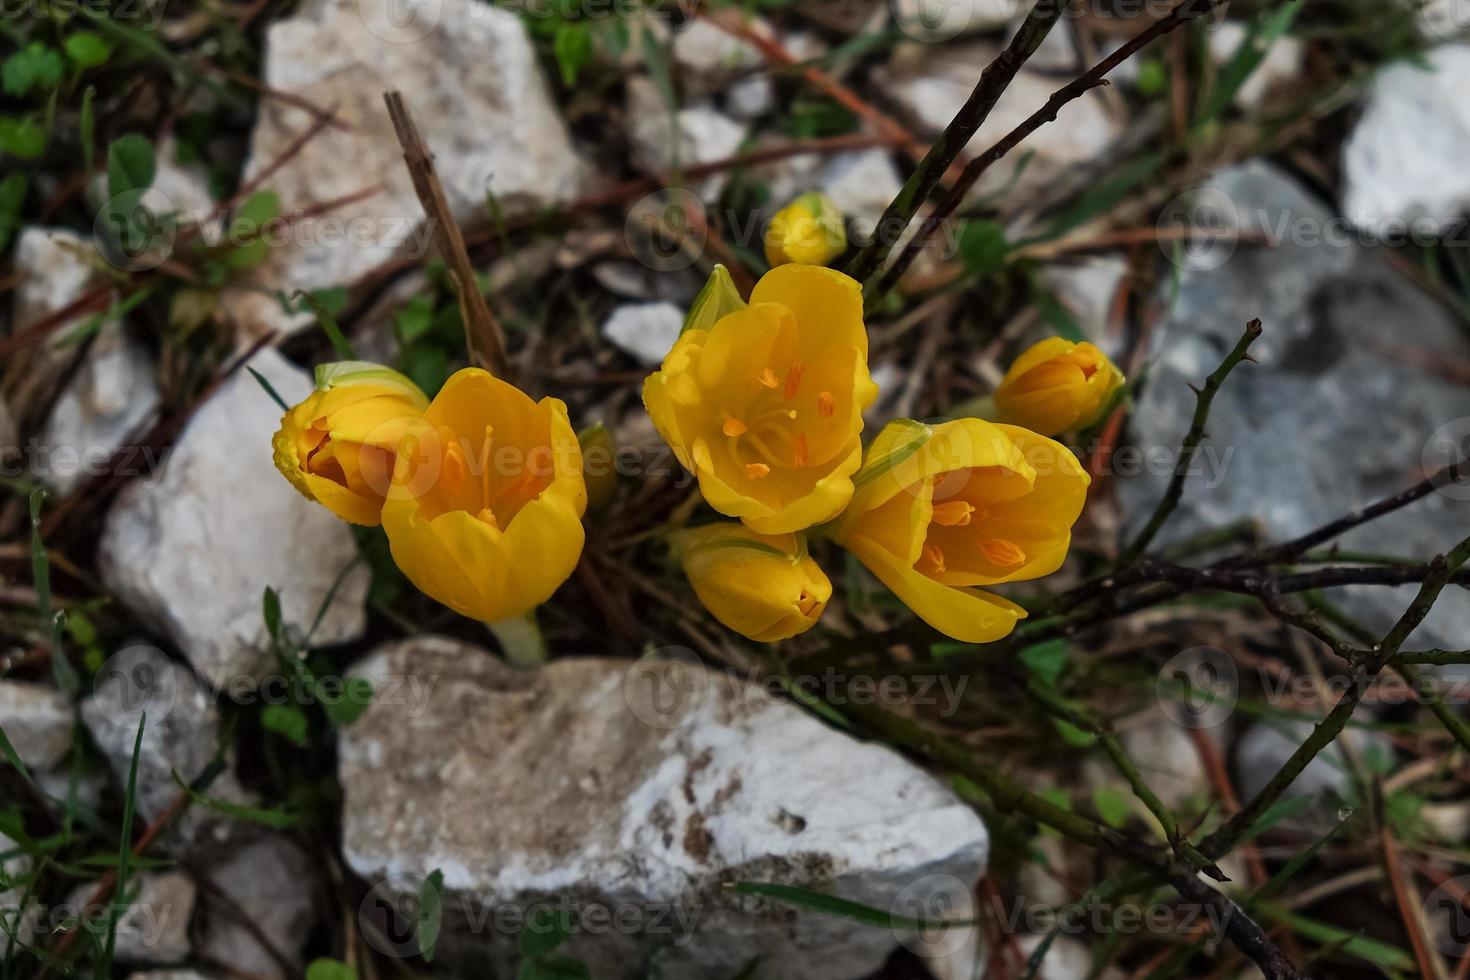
[2,1,1470,978]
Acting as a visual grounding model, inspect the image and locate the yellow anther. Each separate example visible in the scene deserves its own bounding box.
[476,507,499,530]
[818,391,835,418]
[784,360,805,399]
[931,501,974,527]
[758,368,780,389]
[722,417,749,438]
[745,462,772,479]
[922,544,947,573]
[981,538,1026,567]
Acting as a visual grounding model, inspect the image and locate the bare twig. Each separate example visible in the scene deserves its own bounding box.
[383,91,510,379]
[843,0,1070,285]
[865,0,1236,303]
[1119,319,1263,567]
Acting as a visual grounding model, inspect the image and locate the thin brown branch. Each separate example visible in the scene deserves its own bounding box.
[383,91,510,379]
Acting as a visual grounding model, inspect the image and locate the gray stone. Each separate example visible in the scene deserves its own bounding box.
[99,348,369,687]
[125,973,215,980]
[726,74,775,121]
[672,17,766,95]
[65,871,196,965]
[1235,719,1390,810]
[602,302,684,365]
[626,77,747,202]
[196,836,316,979]
[0,680,72,770]
[1343,46,1470,235]
[340,637,989,979]
[1038,254,1128,355]
[822,149,904,240]
[1120,162,1470,650]
[891,0,1016,42]
[224,0,588,340]
[1207,21,1303,110]
[80,645,255,849]
[879,44,1120,199]
[39,319,161,496]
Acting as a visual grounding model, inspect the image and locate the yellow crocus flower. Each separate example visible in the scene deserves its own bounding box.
[643,264,878,535]
[832,418,1090,643]
[677,523,831,642]
[272,362,429,526]
[994,338,1125,437]
[380,368,587,623]
[764,192,847,267]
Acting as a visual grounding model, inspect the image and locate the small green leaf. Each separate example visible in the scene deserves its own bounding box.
[2,44,64,98]
[1020,640,1070,688]
[305,959,358,980]
[394,294,436,345]
[520,958,590,980]
[0,724,38,790]
[1092,785,1131,829]
[64,32,113,69]
[958,219,1010,277]
[321,677,374,727]
[520,905,575,958]
[107,134,156,199]
[261,703,310,748]
[552,21,593,87]
[419,870,444,962]
[730,882,975,931]
[0,117,46,160]
[223,190,280,271]
[248,367,291,413]
[171,771,303,828]
[0,173,27,253]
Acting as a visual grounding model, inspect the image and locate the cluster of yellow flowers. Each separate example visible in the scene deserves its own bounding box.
[644,260,1123,644]
[269,225,1122,644]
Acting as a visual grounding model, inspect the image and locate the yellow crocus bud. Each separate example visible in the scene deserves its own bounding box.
[994,338,1125,437]
[380,368,587,623]
[677,523,831,642]
[577,421,618,513]
[764,192,847,268]
[271,362,429,526]
[832,418,1089,643]
[642,264,879,535]
[682,264,747,335]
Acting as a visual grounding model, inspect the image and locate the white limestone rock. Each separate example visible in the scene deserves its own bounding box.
[1343,46,1470,235]
[64,871,196,965]
[892,0,1017,42]
[0,680,72,770]
[196,836,317,979]
[339,637,990,979]
[80,645,255,849]
[822,149,904,240]
[225,0,589,340]
[98,348,368,687]
[626,77,747,202]
[1207,20,1304,110]
[602,302,685,365]
[879,44,1121,198]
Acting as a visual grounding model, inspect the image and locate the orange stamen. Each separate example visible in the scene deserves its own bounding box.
[817,391,835,418]
[931,500,974,527]
[793,433,808,468]
[745,462,771,479]
[922,544,947,573]
[981,538,1026,567]
[784,360,805,399]
[758,368,780,389]
[722,417,749,438]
